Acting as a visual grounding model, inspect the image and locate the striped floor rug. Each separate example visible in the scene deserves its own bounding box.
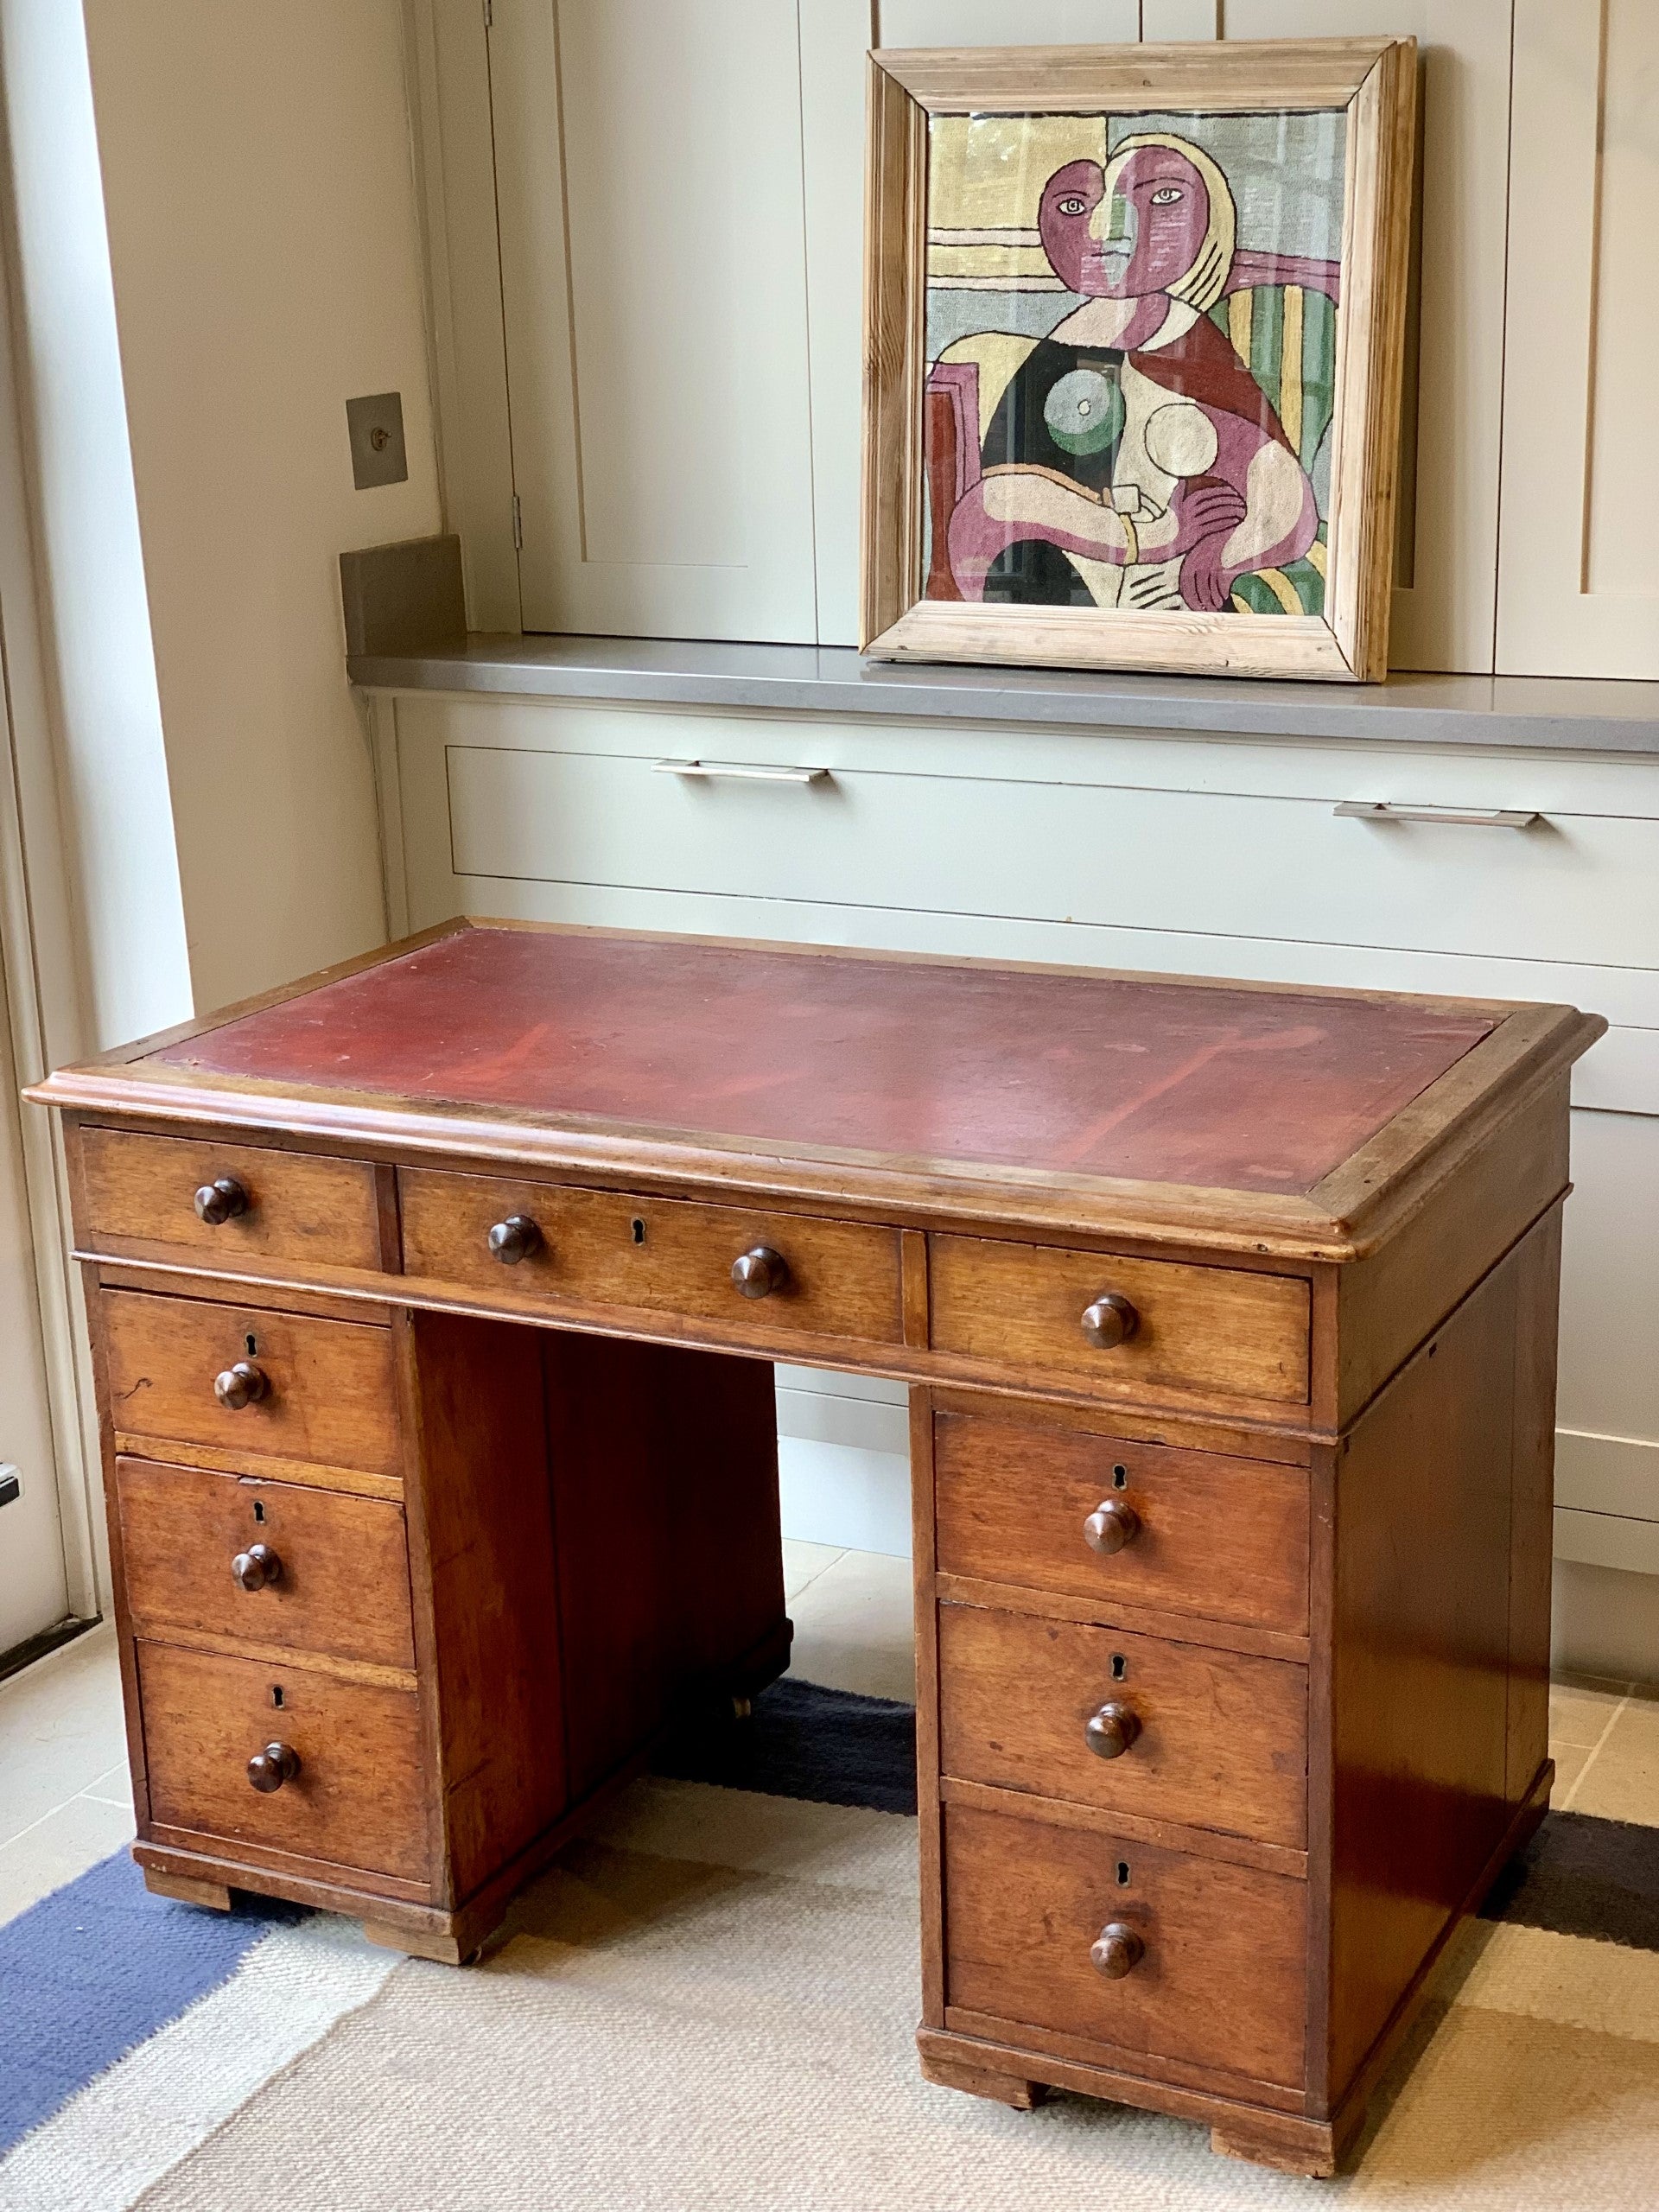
[3,1681,1657,2210]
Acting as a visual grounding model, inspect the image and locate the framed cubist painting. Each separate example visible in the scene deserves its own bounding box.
[861,39,1416,681]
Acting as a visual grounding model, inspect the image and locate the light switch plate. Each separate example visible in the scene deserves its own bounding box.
[346,391,408,489]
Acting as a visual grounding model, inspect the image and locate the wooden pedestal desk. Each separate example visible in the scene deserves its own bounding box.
[28,921,1602,2177]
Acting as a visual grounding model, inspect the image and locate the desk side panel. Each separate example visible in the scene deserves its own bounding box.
[400,1308,568,1906]
[1326,1225,1551,2105]
[1333,1077,1569,1423]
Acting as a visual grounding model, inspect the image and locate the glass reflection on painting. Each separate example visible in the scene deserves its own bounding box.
[922,109,1346,620]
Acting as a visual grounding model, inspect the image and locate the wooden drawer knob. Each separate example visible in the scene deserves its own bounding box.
[1090,1922,1145,1980]
[247,1741,300,1794]
[231,1542,282,1592]
[194,1175,250,1225]
[1084,1700,1141,1759]
[732,1246,788,1300]
[487,1213,543,1264]
[1079,1293,1138,1350]
[213,1360,270,1411]
[1083,1498,1141,1554]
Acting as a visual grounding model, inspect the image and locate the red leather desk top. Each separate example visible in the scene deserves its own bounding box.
[149,925,1495,1198]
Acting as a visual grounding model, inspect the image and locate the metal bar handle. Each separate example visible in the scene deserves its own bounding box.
[655,759,830,785]
[1333,801,1541,830]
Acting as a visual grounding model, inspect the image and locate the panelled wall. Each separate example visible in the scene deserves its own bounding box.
[416,0,1658,677]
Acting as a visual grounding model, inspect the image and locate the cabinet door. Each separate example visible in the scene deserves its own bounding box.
[804,2,1142,645]
[491,0,819,641]
[1497,0,1659,677]
[1175,2,1516,676]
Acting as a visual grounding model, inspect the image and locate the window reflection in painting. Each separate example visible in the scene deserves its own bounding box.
[923,110,1346,619]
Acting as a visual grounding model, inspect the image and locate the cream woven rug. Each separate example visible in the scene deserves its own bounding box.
[94,1774,1659,2211]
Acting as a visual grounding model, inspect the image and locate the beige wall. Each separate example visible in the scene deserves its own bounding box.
[83,0,442,1015]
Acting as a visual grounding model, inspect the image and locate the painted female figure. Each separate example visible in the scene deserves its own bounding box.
[931,133,1324,613]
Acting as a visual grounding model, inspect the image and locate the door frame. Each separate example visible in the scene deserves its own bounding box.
[0,200,105,1625]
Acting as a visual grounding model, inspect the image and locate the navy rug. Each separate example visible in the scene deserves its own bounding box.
[1482,1806,1659,1952]
[0,1852,305,2160]
[654,1675,918,1815]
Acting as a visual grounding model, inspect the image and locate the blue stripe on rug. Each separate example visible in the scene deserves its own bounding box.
[0,1850,305,2159]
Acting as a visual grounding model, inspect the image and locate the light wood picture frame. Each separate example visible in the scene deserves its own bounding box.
[861,38,1417,683]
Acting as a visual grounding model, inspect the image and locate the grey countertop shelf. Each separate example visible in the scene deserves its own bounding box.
[347,633,1659,755]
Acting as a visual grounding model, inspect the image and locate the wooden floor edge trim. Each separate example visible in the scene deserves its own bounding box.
[933,1574,1313,1663]
[1313,1762,1553,2131]
[938,1777,1309,1878]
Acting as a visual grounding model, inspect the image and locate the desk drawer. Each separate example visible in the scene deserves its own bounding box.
[137,1642,427,1884]
[77,1128,381,1274]
[929,1236,1310,1407]
[938,1605,1306,1850]
[934,1410,1309,1635]
[399,1170,904,1349]
[102,1291,402,1486]
[944,1802,1306,2089]
[118,1459,415,1672]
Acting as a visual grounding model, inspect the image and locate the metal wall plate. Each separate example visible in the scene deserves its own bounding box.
[346,391,409,489]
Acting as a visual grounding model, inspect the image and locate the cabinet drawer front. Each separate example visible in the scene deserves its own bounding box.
[436,720,1659,974]
[78,1128,381,1274]
[944,1802,1306,2090]
[102,1292,402,1484]
[939,1605,1306,1850]
[400,1169,904,1349]
[137,1642,426,1884]
[118,1459,414,1672]
[934,1411,1309,1635]
[930,1236,1310,1407]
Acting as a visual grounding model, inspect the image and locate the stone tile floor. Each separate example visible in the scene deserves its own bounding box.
[1,1548,1647,1930]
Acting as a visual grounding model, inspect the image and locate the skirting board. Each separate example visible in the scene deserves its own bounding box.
[1554,1426,1659,1522]
[1554,1509,1659,1576]
[1552,1558,1659,1684]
